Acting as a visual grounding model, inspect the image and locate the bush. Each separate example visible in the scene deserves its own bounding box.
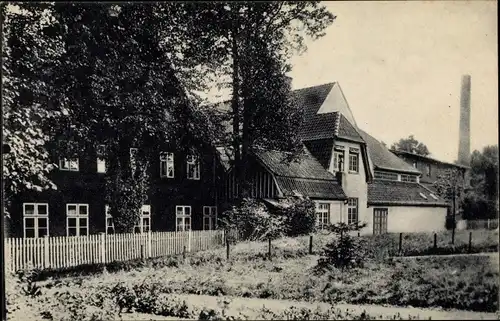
[219,198,287,241]
[275,197,317,237]
[462,192,498,220]
[317,222,367,270]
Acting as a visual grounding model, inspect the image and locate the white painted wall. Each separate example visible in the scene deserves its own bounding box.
[327,140,369,231]
[369,206,447,234]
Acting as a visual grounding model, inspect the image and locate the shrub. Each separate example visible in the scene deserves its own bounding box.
[317,222,367,270]
[219,198,287,241]
[275,197,317,237]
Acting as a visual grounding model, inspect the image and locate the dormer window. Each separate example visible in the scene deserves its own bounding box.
[160,152,175,178]
[186,155,200,180]
[97,145,106,173]
[348,148,359,173]
[58,140,79,171]
[333,146,345,172]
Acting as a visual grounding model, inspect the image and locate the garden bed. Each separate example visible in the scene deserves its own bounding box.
[6,231,499,320]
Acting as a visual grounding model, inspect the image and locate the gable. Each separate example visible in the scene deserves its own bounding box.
[317,83,358,127]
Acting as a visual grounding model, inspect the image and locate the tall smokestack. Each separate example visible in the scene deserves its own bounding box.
[458,75,471,166]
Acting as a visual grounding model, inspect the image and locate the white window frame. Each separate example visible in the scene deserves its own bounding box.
[59,157,79,171]
[105,205,115,234]
[134,205,151,234]
[186,155,200,180]
[23,203,49,238]
[97,144,106,173]
[203,206,217,230]
[347,198,358,225]
[333,151,345,172]
[348,152,359,173]
[160,152,175,178]
[66,204,89,237]
[176,205,192,231]
[315,202,330,229]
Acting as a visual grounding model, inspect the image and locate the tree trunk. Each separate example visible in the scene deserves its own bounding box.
[231,11,242,199]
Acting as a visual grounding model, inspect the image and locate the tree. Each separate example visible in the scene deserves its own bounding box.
[2,3,62,217]
[390,135,430,156]
[45,3,221,232]
[469,145,498,202]
[434,168,464,239]
[184,2,335,198]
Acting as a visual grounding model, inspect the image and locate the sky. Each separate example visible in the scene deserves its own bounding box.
[288,1,497,163]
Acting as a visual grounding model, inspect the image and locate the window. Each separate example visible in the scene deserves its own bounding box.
[23,203,49,238]
[429,193,439,200]
[419,192,428,199]
[59,158,79,171]
[333,148,345,172]
[105,205,115,234]
[349,151,359,173]
[374,171,399,181]
[97,145,106,173]
[160,152,174,178]
[347,198,358,225]
[401,174,418,183]
[66,204,89,236]
[186,155,200,180]
[130,148,138,173]
[315,202,330,229]
[176,206,192,231]
[134,205,151,233]
[426,164,431,176]
[203,206,217,230]
[373,208,388,235]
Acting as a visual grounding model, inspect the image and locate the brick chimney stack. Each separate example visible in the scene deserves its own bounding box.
[458,75,471,166]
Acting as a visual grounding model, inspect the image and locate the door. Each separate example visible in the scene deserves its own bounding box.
[373,208,388,235]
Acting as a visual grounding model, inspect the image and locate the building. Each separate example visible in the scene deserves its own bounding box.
[219,81,450,234]
[7,141,224,238]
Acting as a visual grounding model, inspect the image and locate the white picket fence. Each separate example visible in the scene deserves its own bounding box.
[5,229,225,273]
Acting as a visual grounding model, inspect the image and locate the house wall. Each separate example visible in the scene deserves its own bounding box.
[7,147,220,238]
[328,140,369,231]
[369,205,447,233]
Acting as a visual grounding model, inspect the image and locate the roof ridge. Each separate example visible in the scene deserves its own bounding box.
[292,82,336,92]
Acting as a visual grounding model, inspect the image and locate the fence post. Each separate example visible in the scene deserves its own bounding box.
[309,235,313,254]
[226,238,230,261]
[468,231,472,253]
[268,237,272,260]
[188,229,192,252]
[44,235,49,269]
[433,233,437,250]
[182,245,186,261]
[399,233,403,254]
[100,232,106,264]
[147,231,152,258]
[141,245,145,261]
[451,227,455,245]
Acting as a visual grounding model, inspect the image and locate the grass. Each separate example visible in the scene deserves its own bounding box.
[6,230,499,320]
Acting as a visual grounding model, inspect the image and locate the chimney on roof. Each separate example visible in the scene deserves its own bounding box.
[457,75,471,166]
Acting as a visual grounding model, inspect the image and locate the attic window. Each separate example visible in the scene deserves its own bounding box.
[429,193,439,200]
[419,192,428,199]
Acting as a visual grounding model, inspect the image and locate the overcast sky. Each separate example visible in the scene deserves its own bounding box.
[289,1,497,162]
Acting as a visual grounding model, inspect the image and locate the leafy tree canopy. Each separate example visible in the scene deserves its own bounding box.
[390,135,430,156]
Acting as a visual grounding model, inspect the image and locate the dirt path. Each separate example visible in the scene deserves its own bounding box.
[162,294,499,320]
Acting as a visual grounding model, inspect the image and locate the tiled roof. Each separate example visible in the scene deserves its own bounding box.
[293,82,336,119]
[299,112,338,141]
[368,180,449,207]
[303,139,333,168]
[358,128,421,175]
[337,114,365,143]
[253,146,335,180]
[253,146,346,200]
[275,176,347,200]
[390,150,471,169]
